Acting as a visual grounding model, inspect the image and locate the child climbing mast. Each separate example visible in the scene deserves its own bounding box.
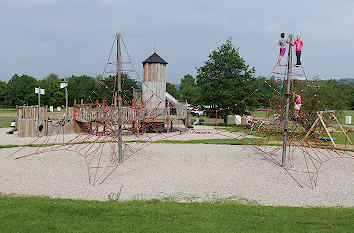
[294,35,303,66]
[277,33,289,65]
[293,92,301,117]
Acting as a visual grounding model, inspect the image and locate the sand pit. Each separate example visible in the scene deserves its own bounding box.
[1,139,353,207]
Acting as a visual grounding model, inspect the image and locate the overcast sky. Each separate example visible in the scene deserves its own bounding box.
[1,0,353,83]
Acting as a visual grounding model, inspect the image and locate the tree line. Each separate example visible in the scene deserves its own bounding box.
[0,40,353,118]
[0,73,140,108]
[177,40,354,122]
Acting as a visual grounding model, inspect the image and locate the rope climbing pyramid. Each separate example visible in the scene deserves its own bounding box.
[210,34,353,188]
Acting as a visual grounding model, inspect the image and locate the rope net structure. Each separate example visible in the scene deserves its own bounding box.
[207,63,353,189]
[7,34,188,185]
[7,34,353,188]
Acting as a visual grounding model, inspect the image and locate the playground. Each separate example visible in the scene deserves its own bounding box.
[0,33,353,208]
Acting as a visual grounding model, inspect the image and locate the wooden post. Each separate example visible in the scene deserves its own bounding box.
[304,117,320,139]
[166,100,170,133]
[80,99,84,121]
[215,110,218,131]
[45,105,48,136]
[331,113,352,144]
[184,101,188,130]
[317,112,336,147]
[103,99,106,133]
[89,104,92,133]
[74,99,77,133]
[95,100,99,134]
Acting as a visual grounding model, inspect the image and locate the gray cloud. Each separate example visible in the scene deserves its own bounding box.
[0,0,353,82]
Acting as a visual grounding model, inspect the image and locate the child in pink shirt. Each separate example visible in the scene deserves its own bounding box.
[293,92,301,117]
[293,35,303,66]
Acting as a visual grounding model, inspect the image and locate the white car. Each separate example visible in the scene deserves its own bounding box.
[191,109,205,116]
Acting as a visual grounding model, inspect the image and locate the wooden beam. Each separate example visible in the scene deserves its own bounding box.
[331,113,352,144]
[304,117,320,139]
[317,112,336,147]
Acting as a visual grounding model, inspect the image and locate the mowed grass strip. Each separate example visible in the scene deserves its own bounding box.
[0,195,353,233]
[0,121,12,128]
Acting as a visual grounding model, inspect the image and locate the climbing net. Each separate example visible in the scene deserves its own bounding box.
[204,63,354,188]
[7,34,188,185]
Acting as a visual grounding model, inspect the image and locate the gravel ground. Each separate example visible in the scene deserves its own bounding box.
[1,142,353,207]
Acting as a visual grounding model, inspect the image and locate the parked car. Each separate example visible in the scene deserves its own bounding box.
[191,109,205,116]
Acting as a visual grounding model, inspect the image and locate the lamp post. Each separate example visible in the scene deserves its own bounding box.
[60,80,68,116]
[34,87,45,136]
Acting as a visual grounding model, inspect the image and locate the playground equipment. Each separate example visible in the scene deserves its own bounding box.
[16,105,74,137]
[304,110,352,147]
[8,33,190,185]
[73,44,188,135]
[16,105,48,137]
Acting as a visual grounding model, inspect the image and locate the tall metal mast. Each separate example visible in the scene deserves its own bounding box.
[116,33,123,163]
[281,34,294,167]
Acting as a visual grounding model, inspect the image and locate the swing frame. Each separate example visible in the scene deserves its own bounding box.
[304,110,352,147]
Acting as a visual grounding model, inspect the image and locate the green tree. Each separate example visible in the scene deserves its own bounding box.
[5,74,38,106]
[39,73,65,107]
[67,75,96,106]
[196,40,257,123]
[166,82,182,100]
[180,74,200,106]
[45,73,59,81]
[295,79,349,111]
[0,81,6,107]
[337,82,354,110]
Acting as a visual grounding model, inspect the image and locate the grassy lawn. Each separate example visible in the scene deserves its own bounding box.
[0,121,11,128]
[0,108,65,127]
[0,195,353,233]
[0,109,16,113]
[197,110,353,126]
[337,110,354,125]
[158,138,267,145]
[328,131,354,144]
[252,110,275,119]
[0,109,17,127]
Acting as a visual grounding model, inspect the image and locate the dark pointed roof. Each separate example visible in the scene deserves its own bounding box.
[142,53,168,65]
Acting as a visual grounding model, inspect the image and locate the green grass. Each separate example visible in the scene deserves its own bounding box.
[328,132,354,144]
[337,110,354,125]
[0,109,16,113]
[0,195,353,233]
[1,136,352,152]
[158,138,263,145]
[0,121,11,128]
[252,110,275,119]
